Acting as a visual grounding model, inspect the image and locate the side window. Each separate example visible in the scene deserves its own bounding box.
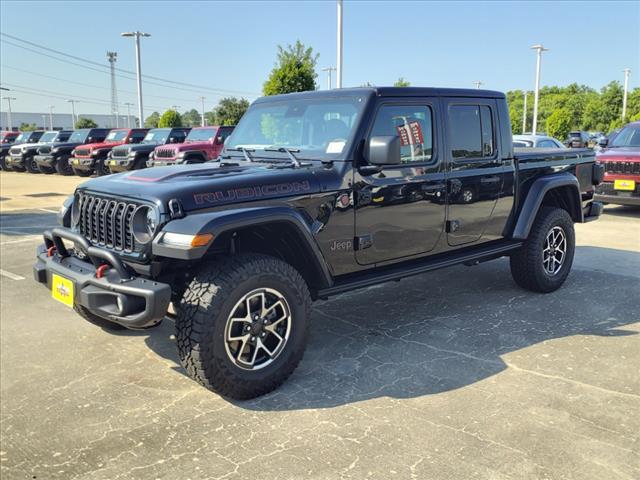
[173,130,188,142]
[218,128,233,143]
[370,104,433,163]
[538,140,554,148]
[449,105,495,159]
[129,133,145,143]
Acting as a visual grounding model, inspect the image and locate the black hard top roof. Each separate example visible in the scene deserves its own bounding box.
[255,87,505,103]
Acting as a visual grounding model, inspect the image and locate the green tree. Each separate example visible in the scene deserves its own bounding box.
[263,40,318,96]
[75,117,98,129]
[181,109,202,127]
[158,110,183,128]
[19,122,37,131]
[394,77,410,87]
[210,97,250,126]
[144,111,161,128]
[545,109,573,140]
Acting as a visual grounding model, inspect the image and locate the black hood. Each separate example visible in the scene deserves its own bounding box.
[76,162,322,212]
[112,143,157,154]
[49,141,85,150]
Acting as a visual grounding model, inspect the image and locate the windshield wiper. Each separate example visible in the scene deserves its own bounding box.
[226,147,255,162]
[264,147,302,168]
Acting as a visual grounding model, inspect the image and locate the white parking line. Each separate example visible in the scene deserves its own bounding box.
[38,208,59,214]
[0,269,25,281]
[0,236,41,245]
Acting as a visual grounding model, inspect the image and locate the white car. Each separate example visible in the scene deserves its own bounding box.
[513,134,566,149]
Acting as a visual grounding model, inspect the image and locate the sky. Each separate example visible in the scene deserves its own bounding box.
[1,0,638,118]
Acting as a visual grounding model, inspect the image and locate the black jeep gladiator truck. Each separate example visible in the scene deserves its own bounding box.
[34,128,110,175]
[1,130,44,171]
[7,130,73,173]
[107,127,190,173]
[34,88,604,399]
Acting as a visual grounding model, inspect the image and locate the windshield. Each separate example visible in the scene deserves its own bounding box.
[226,95,366,160]
[1,136,16,144]
[105,130,128,142]
[142,128,171,144]
[68,129,89,143]
[39,132,58,143]
[609,125,640,147]
[15,133,31,143]
[186,128,216,142]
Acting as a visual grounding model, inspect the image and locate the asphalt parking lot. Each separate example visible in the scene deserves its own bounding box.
[0,171,638,480]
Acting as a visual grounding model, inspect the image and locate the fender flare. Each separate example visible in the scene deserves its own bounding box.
[511,173,582,240]
[182,151,207,163]
[153,206,333,288]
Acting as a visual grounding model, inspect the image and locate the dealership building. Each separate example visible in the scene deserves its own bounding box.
[0,111,139,131]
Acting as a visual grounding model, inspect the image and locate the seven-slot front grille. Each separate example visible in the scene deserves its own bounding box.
[77,193,139,252]
[603,161,640,175]
[74,147,91,157]
[155,149,176,159]
[111,148,129,158]
[9,147,22,155]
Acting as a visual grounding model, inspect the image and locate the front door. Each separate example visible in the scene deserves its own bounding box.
[354,101,447,265]
[443,99,503,246]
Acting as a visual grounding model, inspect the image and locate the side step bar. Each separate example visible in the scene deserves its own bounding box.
[317,240,522,299]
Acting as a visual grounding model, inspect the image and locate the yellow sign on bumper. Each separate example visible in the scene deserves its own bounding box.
[614,179,636,191]
[51,273,74,307]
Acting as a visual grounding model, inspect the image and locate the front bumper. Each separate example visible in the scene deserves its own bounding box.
[147,159,180,167]
[34,154,56,167]
[107,157,137,172]
[70,157,95,171]
[33,227,171,329]
[594,182,640,206]
[7,154,26,167]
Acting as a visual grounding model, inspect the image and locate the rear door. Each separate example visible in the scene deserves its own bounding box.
[444,99,503,246]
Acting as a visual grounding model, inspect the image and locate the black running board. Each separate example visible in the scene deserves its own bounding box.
[317,240,522,299]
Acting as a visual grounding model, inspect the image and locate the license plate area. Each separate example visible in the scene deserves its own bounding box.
[614,179,635,191]
[51,273,74,307]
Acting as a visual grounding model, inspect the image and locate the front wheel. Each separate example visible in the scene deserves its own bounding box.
[510,207,575,293]
[175,254,311,399]
[25,157,41,173]
[55,155,73,175]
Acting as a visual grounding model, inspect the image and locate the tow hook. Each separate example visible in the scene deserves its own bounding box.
[96,264,110,279]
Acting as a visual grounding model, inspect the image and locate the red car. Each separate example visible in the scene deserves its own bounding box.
[70,128,148,177]
[594,121,640,206]
[0,131,20,170]
[148,125,234,167]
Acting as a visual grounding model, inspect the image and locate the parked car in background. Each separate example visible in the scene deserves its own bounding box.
[7,130,73,173]
[0,131,21,170]
[108,127,190,173]
[1,131,45,171]
[594,121,640,206]
[565,131,591,148]
[70,128,148,177]
[148,125,234,167]
[513,134,566,149]
[34,128,110,175]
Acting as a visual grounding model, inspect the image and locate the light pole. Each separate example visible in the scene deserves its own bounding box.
[336,0,343,88]
[41,115,46,129]
[199,96,206,126]
[522,90,528,133]
[322,67,336,90]
[472,81,483,89]
[2,96,16,131]
[124,102,134,128]
[622,68,631,120]
[121,31,150,129]
[67,99,79,128]
[531,44,548,135]
[48,105,54,130]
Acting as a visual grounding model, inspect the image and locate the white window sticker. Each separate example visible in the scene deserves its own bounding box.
[326,141,346,154]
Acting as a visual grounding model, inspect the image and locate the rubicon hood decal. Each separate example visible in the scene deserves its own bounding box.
[194,181,312,205]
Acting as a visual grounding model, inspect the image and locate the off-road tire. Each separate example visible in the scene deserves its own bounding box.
[74,304,127,330]
[55,155,73,175]
[0,156,11,171]
[11,164,26,172]
[39,165,56,174]
[510,206,575,293]
[96,159,111,176]
[175,254,311,399]
[72,166,92,177]
[25,157,41,173]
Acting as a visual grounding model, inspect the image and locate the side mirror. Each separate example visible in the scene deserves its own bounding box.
[367,136,401,165]
[169,137,177,144]
[215,136,223,145]
[598,137,608,147]
[87,137,94,143]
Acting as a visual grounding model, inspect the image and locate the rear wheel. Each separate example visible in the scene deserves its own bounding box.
[510,207,575,293]
[175,254,311,399]
[25,156,41,173]
[55,155,73,175]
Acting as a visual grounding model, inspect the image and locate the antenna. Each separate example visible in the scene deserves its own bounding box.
[107,51,119,127]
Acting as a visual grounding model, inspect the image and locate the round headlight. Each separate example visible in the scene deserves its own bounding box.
[71,194,81,226]
[131,206,159,244]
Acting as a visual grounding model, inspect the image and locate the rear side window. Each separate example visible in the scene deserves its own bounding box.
[370,104,434,163]
[449,105,495,159]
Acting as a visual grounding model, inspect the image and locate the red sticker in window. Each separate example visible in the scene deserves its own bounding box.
[396,121,424,146]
